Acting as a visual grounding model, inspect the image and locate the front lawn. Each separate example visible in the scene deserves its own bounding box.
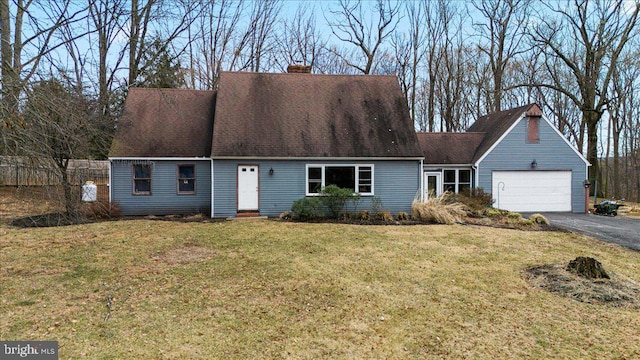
[1,216,639,358]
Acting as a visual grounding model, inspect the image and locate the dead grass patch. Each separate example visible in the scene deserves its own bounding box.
[3,187,640,358]
[152,245,216,265]
[524,263,640,308]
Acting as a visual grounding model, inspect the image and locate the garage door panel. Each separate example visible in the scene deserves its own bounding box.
[492,171,571,212]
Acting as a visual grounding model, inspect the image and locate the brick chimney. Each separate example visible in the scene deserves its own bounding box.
[287,64,312,73]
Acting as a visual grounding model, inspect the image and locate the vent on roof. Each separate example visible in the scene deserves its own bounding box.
[287,64,312,73]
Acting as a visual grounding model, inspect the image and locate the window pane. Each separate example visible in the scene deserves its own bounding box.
[308,167,322,180]
[326,167,355,191]
[358,166,372,193]
[358,167,371,181]
[459,183,471,193]
[179,179,195,192]
[444,170,456,183]
[134,165,151,179]
[459,170,471,183]
[135,179,150,193]
[308,180,322,193]
[179,165,194,178]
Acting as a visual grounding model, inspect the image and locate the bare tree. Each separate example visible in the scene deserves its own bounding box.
[313,45,359,75]
[187,0,245,89]
[392,0,427,130]
[88,0,127,114]
[437,10,469,132]
[274,3,326,72]
[530,0,640,185]
[605,50,640,199]
[16,78,99,217]
[1,0,89,151]
[243,0,282,72]
[326,0,400,74]
[472,0,531,112]
[128,0,199,87]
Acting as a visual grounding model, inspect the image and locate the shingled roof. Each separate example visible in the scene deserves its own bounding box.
[109,88,215,157]
[417,104,541,165]
[416,132,486,164]
[211,72,422,158]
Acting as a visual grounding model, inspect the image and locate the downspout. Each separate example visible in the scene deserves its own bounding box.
[210,159,214,218]
[420,159,424,202]
[108,159,113,207]
[472,163,479,189]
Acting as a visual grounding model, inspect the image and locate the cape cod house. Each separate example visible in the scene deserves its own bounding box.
[109,70,589,216]
[109,69,423,217]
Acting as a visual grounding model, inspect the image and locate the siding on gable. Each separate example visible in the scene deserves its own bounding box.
[212,159,421,218]
[111,159,211,215]
[477,117,587,212]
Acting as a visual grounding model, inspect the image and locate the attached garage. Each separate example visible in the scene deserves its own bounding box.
[492,171,572,212]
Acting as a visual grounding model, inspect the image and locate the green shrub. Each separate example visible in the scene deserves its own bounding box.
[291,197,323,220]
[319,185,357,218]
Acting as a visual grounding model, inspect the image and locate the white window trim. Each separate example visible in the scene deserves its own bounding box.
[443,168,472,193]
[305,164,374,196]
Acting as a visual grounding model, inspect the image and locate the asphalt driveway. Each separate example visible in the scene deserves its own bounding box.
[537,213,640,251]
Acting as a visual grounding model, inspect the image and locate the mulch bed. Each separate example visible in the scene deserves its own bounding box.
[523,263,640,308]
[10,213,94,228]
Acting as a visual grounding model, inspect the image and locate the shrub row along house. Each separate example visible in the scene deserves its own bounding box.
[108,68,589,217]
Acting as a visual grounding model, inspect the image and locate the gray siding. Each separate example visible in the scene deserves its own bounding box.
[111,160,211,215]
[477,118,588,212]
[212,160,421,218]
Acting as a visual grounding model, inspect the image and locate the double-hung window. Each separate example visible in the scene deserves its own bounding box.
[178,165,196,194]
[306,164,374,196]
[133,164,152,195]
[443,169,472,193]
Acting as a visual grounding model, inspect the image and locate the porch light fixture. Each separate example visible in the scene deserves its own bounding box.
[531,159,538,169]
[269,167,274,175]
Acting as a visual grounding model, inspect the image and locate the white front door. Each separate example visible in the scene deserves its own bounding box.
[238,165,259,211]
[424,172,442,200]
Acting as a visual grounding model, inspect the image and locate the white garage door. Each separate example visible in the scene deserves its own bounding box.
[492,171,572,212]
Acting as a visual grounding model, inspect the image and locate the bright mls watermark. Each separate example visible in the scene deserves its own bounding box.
[1,341,58,359]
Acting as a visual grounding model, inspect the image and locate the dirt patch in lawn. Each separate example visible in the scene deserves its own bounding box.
[524,263,640,308]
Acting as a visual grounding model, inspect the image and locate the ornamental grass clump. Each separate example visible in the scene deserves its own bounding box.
[411,193,467,225]
[529,213,549,225]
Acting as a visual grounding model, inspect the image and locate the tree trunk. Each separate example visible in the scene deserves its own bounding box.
[585,111,600,193]
[566,257,609,279]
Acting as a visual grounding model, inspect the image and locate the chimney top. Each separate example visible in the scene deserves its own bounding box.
[287,64,312,74]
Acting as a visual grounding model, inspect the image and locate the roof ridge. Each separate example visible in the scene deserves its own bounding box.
[128,87,215,93]
[219,70,398,79]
